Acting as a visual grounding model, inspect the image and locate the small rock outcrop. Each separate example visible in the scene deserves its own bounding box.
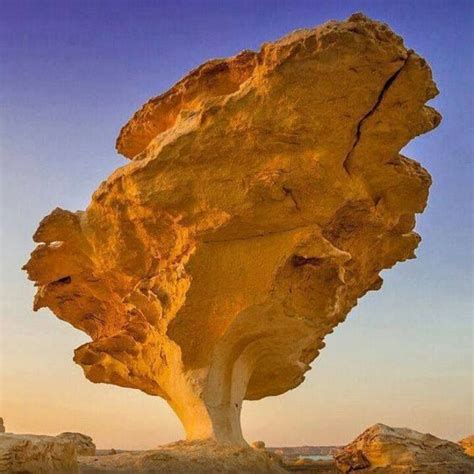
[334,424,474,473]
[0,419,4,434]
[252,440,266,450]
[459,435,474,456]
[24,13,440,445]
[78,440,286,473]
[57,432,96,456]
[0,433,78,473]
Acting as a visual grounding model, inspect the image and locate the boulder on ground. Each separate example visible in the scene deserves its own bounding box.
[252,440,266,450]
[57,432,96,456]
[334,423,474,473]
[0,433,77,473]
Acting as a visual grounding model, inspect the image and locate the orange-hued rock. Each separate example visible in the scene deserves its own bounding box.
[459,435,474,456]
[24,13,440,445]
[334,424,474,473]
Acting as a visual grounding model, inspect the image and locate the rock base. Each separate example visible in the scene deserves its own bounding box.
[78,440,287,473]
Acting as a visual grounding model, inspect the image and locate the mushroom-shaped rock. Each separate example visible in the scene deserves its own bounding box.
[24,13,440,445]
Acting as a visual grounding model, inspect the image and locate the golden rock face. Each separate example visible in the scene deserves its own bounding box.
[24,13,440,445]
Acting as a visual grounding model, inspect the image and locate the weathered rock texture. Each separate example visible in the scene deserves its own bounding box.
[334,424,474,473]
[459,435,474,456]
[78,440,286,473]
[57,432,96,456]
[24,13,440,445]
[0,433,78,473]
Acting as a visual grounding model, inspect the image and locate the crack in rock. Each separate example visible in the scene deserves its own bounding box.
[342,55,409,174]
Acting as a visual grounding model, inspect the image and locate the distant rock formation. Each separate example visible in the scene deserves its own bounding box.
[459,435,474,456]
[57,432,96,456]
[334,424,474,473]
[0,419,4,434]
[268,445,340,457]
[24,12,440,445]
[0,433,77,473]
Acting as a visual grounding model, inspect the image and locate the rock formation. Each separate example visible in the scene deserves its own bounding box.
[459,435,474,456]
[251,441,266,450]
[24,13,440,445]
[334,424,474,473]
[0,433,78,473]
[57,432,96,456]
[78,440,286,473]
[0,419,4,434]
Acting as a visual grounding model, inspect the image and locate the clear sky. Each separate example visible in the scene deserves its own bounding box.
[0,0,472,449]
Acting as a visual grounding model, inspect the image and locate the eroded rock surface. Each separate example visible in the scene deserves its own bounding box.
[0,433,78,473]
[334,424,474,473]
[57,432,96,456]
[24,13,440,445]
[459,435,474,457]
[78,440,286,473]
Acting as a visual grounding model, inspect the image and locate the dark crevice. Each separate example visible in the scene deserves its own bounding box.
[292,255,324,267]
[51,276,72,285]
[342,55,409,174]
[282,186,301,211]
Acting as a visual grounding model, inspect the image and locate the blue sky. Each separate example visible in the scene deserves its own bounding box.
[0,0,472,448]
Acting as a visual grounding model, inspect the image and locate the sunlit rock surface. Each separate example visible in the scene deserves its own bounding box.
[334,424,474,473]
[459,436,474,457]
[25,13,440,445]
[0,433,78,473]
[78,440,286,473]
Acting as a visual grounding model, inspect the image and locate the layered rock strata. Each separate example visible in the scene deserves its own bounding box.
[24,13,440,445]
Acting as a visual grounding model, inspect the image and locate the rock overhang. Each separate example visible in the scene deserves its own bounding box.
[24,12,441,445]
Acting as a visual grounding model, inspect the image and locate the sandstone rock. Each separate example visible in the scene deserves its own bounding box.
[333,449,370,473]
[78,439,286,473]
[0,433,78,473]
[252,440,266,450]
[57,432,96,456]
[459,435,474,456]
[24,13,440,445]
[334,423,474,472]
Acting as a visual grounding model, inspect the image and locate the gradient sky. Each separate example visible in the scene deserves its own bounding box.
[0,0,472,449]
